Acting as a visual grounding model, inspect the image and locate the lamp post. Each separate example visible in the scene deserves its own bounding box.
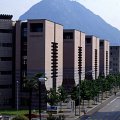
[78,72,81,117]
[16,80,19,112]
[38,77,46,120]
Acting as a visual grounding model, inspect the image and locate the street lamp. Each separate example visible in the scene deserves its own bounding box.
[16,80,19,111]
[78,72,81,117]
[38,77,47,120]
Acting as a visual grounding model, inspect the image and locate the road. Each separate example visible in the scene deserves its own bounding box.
[81,97,120,120]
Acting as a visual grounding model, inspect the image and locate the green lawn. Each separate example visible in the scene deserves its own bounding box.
[0,110,29,115]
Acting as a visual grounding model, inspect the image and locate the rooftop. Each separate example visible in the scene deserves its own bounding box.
[0,14,13,20]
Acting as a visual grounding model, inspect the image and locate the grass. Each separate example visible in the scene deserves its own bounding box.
[0,110,29,115]
[0,109,45,116]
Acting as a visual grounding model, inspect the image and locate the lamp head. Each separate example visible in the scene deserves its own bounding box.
[38,77,47,84]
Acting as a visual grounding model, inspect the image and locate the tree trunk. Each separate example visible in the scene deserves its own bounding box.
[105,91,107,98]
[88,100,90,108]
[83,99,84,108]
[75,101,76,116]
[29,88,32,120]
[109,89,112,96]
[93,97,95,105]
[101,92,103,102]
[60,101,62,112]
[97,94,99,102]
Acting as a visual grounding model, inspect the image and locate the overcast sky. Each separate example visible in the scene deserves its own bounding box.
[0,0,120,30]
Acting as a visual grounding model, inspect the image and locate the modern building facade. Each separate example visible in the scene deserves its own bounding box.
[16,19,63,90]
[85,35,100,80]
[0,14,112,109]
[110,46,120,74]
[15,19,63,108]
[0,14,15,108]
[99,40,109,77]
[63,29,85,92]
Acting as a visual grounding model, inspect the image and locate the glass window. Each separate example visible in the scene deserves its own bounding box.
[23,28,27,37]
[100,41,104,46]
[63,32,73,39]
[2,43,12,47]
[1,71,12,75]
[0,57,12,61]
[30,23,43,32]
[85,38,91,44]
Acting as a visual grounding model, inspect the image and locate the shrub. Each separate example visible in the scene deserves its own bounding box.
[12,115,28,120]
[47,115,65,120]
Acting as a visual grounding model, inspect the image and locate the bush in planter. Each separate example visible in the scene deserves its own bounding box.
[47,116,56,120]
[47,115,65,120]
[12,115,28,120]
[47,113,55,120]
[57,115,65,120]
[58,110,63,113]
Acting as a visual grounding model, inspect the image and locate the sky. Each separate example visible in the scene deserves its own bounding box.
[0,0,120,30]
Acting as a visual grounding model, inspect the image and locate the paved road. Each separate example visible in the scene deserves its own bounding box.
[81,97,120,120]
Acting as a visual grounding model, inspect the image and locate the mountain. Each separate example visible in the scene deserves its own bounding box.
[19,0,120,45]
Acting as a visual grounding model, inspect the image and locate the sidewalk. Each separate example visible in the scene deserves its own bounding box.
[62,91,120,120]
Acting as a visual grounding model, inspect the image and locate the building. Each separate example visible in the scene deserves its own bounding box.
[110,46,120,74]
[99,40,109,77]
[63,29,85,92]
[0,15,112,109]
[0,14,15,108]
[85,35,99,79]
[15,19,63,108]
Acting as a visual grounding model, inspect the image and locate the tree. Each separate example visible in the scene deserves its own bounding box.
[92,79,99,104]
[82,80,94,107]
[105,74,116,96]
[47,88,59,107]
[71,85,79,115]
[57,86,67,111]
[23,73,43,120]
[80,80,86,107]
[96,77,104,102]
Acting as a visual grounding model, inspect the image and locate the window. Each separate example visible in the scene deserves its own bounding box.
[0,85,12,89]
[0,57,12,61]
[23,28,27,37]
[63,32,73,39]
[2,43,12,47]
[21,22,27,37]
[0,29,12,33]
[30,23,43,32]
[85,38,91,44]
[23,59,27,64]
[100,41,104,46]
[1,71,12,75]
